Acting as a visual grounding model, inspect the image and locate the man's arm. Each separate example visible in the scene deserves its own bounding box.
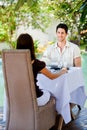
[74,57,81,67]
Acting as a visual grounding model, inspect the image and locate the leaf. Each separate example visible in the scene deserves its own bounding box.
[80,6,87,22]
[27,0,33,6]
[79,0,87,11]
[15,0,25,10]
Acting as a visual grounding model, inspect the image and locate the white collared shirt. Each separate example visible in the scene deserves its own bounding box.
[41,41,81,68]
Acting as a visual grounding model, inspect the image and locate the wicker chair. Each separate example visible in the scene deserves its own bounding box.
[2,49,56,130]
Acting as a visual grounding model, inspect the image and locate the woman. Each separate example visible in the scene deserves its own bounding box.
[16,33,67,106]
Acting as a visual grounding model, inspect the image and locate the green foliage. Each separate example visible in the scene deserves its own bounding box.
[0,0,87,48]
[15,1,51,31]
[0,2,17,43]
[34,40,40,53]
[79,0,87,23]
[80,43,87,50]
[0,28,9,42]
[0,0,51,46]
[11,41,17,48]
[15,0,38,10]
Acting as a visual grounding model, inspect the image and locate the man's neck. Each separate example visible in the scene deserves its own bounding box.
[57,40,66,48]
[57,40,66,52]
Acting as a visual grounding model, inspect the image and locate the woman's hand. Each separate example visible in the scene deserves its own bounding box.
[60,67,68,74]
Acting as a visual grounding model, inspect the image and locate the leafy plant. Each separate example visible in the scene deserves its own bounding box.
[34,40,40,53]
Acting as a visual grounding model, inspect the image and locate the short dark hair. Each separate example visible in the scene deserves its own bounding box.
[56,23,68,33]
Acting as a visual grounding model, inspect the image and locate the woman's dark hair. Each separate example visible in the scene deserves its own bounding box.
[16,33,36,60]
[56,23,68,33]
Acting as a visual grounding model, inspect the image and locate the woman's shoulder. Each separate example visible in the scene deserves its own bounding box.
[33,59,46,71]
[34,59,46,66]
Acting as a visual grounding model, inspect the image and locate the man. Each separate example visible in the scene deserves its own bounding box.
[41,23,81,68]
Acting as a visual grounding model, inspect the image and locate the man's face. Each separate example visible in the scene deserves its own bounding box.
[56,28,67,42]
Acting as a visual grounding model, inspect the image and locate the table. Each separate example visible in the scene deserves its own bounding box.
[37,67,87,124]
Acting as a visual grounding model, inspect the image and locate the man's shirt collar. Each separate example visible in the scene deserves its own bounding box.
[54,41,70,48]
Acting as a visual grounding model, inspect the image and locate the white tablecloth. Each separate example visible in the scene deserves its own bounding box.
[37,67,87,124]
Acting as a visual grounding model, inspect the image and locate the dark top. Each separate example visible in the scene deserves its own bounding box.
[32,59,46,98]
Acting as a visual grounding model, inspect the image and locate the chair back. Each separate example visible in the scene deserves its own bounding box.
[2,50,38,130]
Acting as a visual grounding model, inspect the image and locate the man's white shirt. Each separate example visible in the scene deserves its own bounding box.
[41,41,81,68]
